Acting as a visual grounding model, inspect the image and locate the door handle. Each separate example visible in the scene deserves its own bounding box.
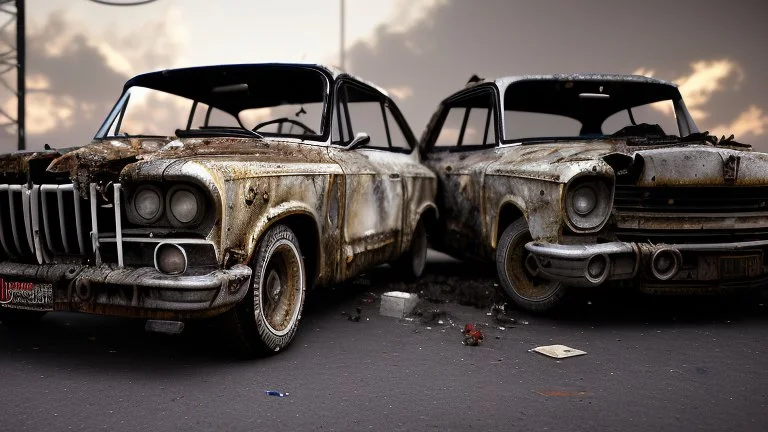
[388,173,401,180]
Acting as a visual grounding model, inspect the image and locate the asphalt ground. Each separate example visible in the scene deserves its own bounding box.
[0,251,767,432]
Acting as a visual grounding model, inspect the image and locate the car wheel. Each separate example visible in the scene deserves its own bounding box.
[496,218,566,312]
[0,308,47,327]
[226,224,306,356]
[393,219,428,280]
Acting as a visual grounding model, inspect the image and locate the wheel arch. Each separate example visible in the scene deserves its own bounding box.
[492,199,526,249]
[248,205,322,289]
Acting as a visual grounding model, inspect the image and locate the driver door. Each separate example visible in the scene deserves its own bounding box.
[328,81,404,280]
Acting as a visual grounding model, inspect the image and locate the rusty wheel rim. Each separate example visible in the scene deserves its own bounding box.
[260,240,303,336]
[504,230,559,301]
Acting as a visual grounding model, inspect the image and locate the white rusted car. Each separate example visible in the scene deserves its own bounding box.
[421,73,768,311]
[0,63,436,354]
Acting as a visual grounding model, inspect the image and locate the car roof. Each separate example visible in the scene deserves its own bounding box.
[124,62,390,98]
[490,73,677,90]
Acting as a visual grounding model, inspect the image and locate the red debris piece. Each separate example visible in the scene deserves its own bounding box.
[463,323,484,346]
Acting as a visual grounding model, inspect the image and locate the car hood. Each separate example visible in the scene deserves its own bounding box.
[0,137,335,193]
[489,139,768,186]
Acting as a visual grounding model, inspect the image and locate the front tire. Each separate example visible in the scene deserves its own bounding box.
[227,224,306,356]
[496,218,566,312]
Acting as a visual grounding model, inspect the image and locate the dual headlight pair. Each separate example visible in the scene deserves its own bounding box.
[564,178,613,232]
[131,184,205,226]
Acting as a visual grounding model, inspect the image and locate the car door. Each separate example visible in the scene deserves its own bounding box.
[422,87,500,260]
[328,80,404,279]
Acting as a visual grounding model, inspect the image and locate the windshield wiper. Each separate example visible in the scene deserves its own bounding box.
[175,128,264,139]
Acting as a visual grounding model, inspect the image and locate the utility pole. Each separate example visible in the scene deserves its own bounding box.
[0,0,24,151]
[340,0,345,71]
[15,0,22,151]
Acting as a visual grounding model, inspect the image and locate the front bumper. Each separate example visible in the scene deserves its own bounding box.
[0,261,252,319]
[525,239,768,290]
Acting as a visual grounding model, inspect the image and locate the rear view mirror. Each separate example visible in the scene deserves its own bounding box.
[346,132,371,150]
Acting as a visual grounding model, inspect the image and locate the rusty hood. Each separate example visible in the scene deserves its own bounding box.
[0,136,335,187]
[490,138,768,186]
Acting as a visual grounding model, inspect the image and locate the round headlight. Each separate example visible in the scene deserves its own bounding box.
[571,185,597,216]
[168,187,201,225]
[154,243,187,275]
[565,178,613,232]
[134,185,163,222]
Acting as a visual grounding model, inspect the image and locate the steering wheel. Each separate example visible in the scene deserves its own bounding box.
[252,117,317,135]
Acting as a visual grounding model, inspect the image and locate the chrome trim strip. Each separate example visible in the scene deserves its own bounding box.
[56,185,70,253]
[99,237,213,245]
[0,184,12,257]
[30,185,45,264]
[525,241,635,260]
[526,239,768,260]
[8,184,23,254]
[90,183,102,266]
[114,183,124,268]
[40,184,57,253]
[674,239,768,252]
[71,185,86,254]
[20,184,34,253]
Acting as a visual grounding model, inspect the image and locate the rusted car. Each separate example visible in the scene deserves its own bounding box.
[0,63,436,353]
[421,73,768,311]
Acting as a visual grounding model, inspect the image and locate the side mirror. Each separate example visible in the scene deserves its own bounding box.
[345,132,370,150]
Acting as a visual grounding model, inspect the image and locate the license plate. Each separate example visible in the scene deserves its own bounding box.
[719,255,762,279]
[0,278,54,311]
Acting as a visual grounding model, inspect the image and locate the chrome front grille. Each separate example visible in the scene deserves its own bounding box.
[612,185,768,244]
[614,185,768,213]
[0,183,122,265]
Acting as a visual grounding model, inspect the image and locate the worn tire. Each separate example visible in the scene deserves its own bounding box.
[496,218,566,312]
[226,224,306,356]
[0,308,46,327]
[392,219,428,281]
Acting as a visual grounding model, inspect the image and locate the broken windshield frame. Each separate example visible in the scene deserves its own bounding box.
[94,64,331,141]
[499,80,697,144]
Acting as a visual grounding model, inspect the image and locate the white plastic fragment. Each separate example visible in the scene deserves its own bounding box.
[532,344,587,359]
[379,291,419,318]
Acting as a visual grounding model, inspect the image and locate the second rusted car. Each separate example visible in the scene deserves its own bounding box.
[0,63,436,354]
[422,73,768,311]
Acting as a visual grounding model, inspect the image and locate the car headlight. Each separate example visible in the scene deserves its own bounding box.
[167,185,204,226]
[133,185,163,223]
[565,178,613,232]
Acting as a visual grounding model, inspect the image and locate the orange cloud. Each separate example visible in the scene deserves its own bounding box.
[711,105,768,139]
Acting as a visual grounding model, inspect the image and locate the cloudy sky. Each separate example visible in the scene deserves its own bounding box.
[0,0,766,152]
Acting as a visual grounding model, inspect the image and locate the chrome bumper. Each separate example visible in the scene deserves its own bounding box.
[0,261,252,317]
[525,239,768,288]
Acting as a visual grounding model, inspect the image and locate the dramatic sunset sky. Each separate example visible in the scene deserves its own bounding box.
[1,0,766,152]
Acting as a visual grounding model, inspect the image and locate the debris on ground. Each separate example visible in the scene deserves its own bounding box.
[531,345,587,359]
[462,324,484,346]
[413,308,447,324]
[341,307,362,322]
[380,291,419,318]
[265,390,290,397]
[491,310,517,327]
[359,292,378,304]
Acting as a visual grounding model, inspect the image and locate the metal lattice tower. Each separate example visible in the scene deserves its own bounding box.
[0,0,23,151]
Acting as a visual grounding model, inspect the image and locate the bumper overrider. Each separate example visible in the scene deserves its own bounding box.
[0,261,252,319]
[525,240,768,290]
